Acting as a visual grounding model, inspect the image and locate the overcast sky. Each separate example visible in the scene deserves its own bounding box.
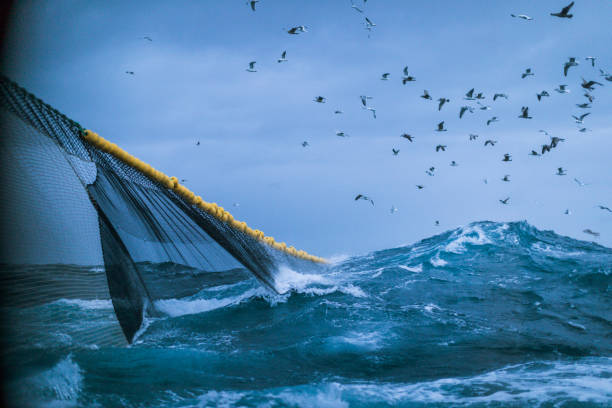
[2,0,611,257]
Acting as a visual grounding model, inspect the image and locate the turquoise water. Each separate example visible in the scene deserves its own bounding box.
[4,221,612,407]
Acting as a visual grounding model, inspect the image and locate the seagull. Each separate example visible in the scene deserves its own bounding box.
[336,131,349,137]
[450,160,458,167]
[581,78,603,91]
[365,16,376,30]
[248,1,258,11]
[578,127,590,133]
[574,178,588,187]
[499,197,510,205]
[539,129,550,136]
[233,202,240,207]
[583,92,595,103]
[502,175,510,182]
[597,205,612,212]
[459,106,474,118]
[537,90,550,101]
[140,36,153,42]
[521,68,534,79]
[277,50,288,63]
[564,57,579,76]
[313,96,326,103]
[530,150,540,156]
[551,1,574,18]
[287,26,307,34]
[426,167,435,176]
[392,148,400,156]
[469,134,478,141]
[416,185,425,189]
[435,220,440,226]
[180,179,188,183]
[438,98,450,111]
[511,14,533,20]
[351,2,363,13]
[585,57,596,67]
[360,95,373,106]
[477,101,491,110]
[302,141,309,147]
[464,88,475,100]
[555,84,570,93]
[381,73,390,80]
[355,194,374,206]
[576,103,591,109]
[542,144,552,154]
[564,209,571,215]
[401,133,414,142]
[421,90,432,100]
[484,140,497,146]
[246,61,257,72]
[493,93,509,101]
[556,167,567,175]
[196,141,200,146]
[604,74,612,82]
[519,106,532,119]
[436,144,447,152]
[475,92,485,100]
[390,205,398,214]
[550,137,565,148]
[502,153,512,162]
[334,110,343,114]
[363,106,376,119]
[435,121,447,132]
[486,116,499,126]
[125,71,135,75]
[402,75,416,84]
[583,229,600,237]
[483,178,488,184]
[572,113,590,123]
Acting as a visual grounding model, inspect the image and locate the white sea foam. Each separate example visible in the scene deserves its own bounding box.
[54,298,112,310]
[326,253,351,265]
[154,288,265,317]
[274,266,333,294]
[429,253,448,267]
[399,264,422,273]
[445,224,492,254]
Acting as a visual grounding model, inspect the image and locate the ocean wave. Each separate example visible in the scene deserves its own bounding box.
[444,224,492,254]
[399,264,422,273]
[154,288,266,317]
[53,298,113,310]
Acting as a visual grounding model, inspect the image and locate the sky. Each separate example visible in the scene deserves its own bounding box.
[1,0,611,258]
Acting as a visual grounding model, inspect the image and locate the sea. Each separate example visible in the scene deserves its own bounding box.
[2,221,611,407]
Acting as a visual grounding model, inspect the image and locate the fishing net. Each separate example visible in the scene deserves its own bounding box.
[0,75,324,346]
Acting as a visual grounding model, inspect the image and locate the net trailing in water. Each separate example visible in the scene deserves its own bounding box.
[0,75,325,345]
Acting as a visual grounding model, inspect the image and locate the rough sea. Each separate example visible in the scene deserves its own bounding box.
[3,221,612,407]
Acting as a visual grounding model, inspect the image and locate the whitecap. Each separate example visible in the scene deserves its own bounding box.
[429,253,448,267]
[154,287,265,317]
[273,266,334,294]
[399,264,422,273]
[54,298,113,310]
[444,224,492,254]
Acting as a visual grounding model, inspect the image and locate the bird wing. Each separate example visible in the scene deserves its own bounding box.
[355,194,362,201]
[561,1,574,14]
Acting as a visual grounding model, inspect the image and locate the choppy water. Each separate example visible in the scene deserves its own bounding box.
[3,221,612,407]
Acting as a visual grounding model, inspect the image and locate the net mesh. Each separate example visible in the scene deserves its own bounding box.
[0,75,323,345]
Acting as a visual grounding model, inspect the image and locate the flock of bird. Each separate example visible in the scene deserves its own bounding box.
[128,1,610,238]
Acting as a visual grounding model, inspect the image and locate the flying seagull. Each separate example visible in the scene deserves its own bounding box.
[574,178,588,187]
[487,116,499,126]
[360,95,373,106]
[484,140,497,146]
[287,26,307,34]
[302,141,309,147]
[402,75,416,84]
[583,229,600,237]
[572,113,590,123]
[519,106,532,119]
[401,133,414,142]
[246,61,257,72]
[450,161,458,167]
[248,1,258,11]
[502,153,512,162]
[365,17,376,31]
[502,175,510,182]
[459,106,474,118]
[426,167,435,176]
[521,68,534,79]
[381,73,390,80]
[125,71,135,75]
[550,136,565,148]
[140,36,153,42]
[336,131,348,137]
[195,141,200,146]
[576,103,591,109]
[277,50,288,63]
[363,106,376,119]
[555,84,570,93]
[313,96,326,103]
[421,90,432,100]
[351,2,363,13]
[464,88,475,100]
[438,98,450,111]
[435,144,447,152]
[564,57,579,76]
[392,148,400,156]
[511,14,533,20]
[355,194,374,206]
[597,205,612,213]
[585,57,596,67]
[499,197,510,205]
[475,92,485,100]
[537,90,550,101]
[334,110,343,114]
[435,121,447,132]
[530,150,540,156]
[581,78,603,91]
[556,167,567,175]
[493,93,509,101]
[390,205,398,214]
[542,144,552,154]
[551,2,574,18]
[469,134,478,140]
[416,185,425,189]
[564,209,571,215]
[583,92,595,103]
[477,101,491,110]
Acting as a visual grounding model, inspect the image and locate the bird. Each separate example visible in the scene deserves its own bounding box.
[556,167,567,176]
[363,106,376,119]
[469,134,478,141]
[450,161,458,167]
[563,57,579,76]
[521,68,534,79]
[493,93,508,101]
[246,61,257,72]
[335,131,348,137]
[574,178,588,187]
[140,36,153,42]
[248,1,258,11]
[581,78,603,91]
[576,103,591,109]
[551,1,574,18]
[459,106,473,118]
[583,229,600,237]
[435,220,440,226]
[287,26,307,34]
[416,185,425,189]
[486,117,499,126]
[277,50,288,63]
[334,110,343,114]
[499,197,510,205]
[578,127,590,133]
[233,202,240,207]
[438,98,450,111]
[392,148,400,156]
[502,175,510,182]
[302,141,309,147]
[597,205,612,212]
[355,194,374,205]
[539,129,550,136]
[390,205,398,214]
[537,90,550,101]
[464,88,475,100]
[550,137,565,148]
[421,90,432,100]
[483,179,488,184]
[381,73,391,80]
[530,150,540,156]
[542,144,552,154]
[475,92,485,100]
[313,96,326,103]
[125,71,135,75]
[426,167,435,176]
[435,121,447,132]
[477,101,491,110]
[502,153,512,162]
[195,141,200,146]
[484,140,497,146]
[572,113,590,123]
[401,133,414,142]
[511,14,533,20]
[365,17,376,30]
[360,95,373,106]
[519,106,532,119]
[583,92,595,103]
[180,179,188,183]
[351,2,363,13]
[604,74,612,82]
[555,84,570,93]
[402,75,416,84]
[585,57,596,67]
[564,209,571,215]
[436,145,447,152]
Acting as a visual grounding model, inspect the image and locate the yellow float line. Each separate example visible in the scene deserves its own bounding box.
[81,130,326,264]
